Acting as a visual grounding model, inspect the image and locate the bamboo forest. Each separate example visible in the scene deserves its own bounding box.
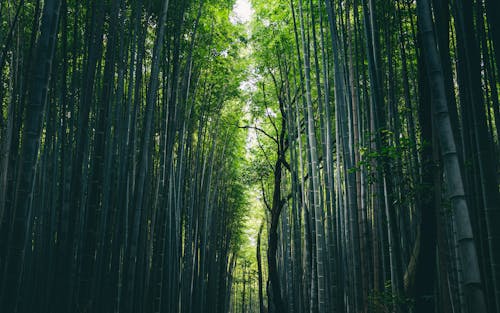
[1,0,500,312]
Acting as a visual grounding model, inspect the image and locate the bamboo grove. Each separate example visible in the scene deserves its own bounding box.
[240,0,500,312]
[0,0,499,313]
[0,0,249,312]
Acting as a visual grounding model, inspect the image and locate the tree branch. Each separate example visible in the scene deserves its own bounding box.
[260,179,271,212]
[238,125,278,145]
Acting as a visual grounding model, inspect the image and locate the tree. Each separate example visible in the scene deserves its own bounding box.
[1,0,61,311]
[416,0,487,311]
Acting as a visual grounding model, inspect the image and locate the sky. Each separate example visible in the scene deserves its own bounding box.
[230,0,254,24]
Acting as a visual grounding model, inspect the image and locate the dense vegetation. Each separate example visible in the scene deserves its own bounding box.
[0,0,499,313]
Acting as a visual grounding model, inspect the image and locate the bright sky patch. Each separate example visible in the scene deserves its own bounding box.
[230,0,254,24]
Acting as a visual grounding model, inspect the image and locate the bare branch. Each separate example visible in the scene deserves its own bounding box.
[260,179,271,212]
[238,125,279,145]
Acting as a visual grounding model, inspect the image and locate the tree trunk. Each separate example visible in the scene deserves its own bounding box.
[0,0,61,311]
[417,0,487,312]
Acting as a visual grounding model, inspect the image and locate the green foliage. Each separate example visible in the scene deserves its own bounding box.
[368,282,414,313]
